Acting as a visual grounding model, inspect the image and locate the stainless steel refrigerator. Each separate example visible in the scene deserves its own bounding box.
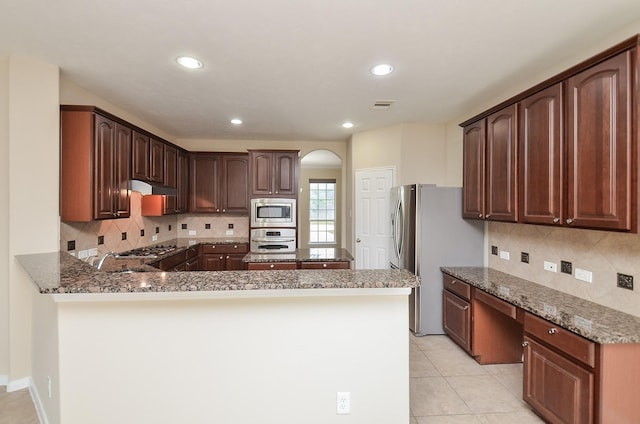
[390,184,484,335]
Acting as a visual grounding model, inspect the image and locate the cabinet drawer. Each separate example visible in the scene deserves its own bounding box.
[247,262,297,270]
[299,261,350,269]
[524,313,595,368]
[474,289,517,319]
[200,244,249,254]
[443,273,471,301]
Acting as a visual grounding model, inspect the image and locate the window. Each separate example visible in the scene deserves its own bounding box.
[309,180,336,244]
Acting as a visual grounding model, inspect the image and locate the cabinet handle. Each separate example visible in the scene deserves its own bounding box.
[275,191,279,194]
[269,191,272,194]
[216,209,220,212]
[463,306,469,310]
[322,263,327,268]
[553,217,560,223]
[478,214,483,219]
[548,328,557,335]
[226,256,230,259]
[485,214,491,219]
[219,256,224,260]
[270,264,275,269]
[222,209,226,213]
[521,341,529,347]
[451,280,456,284]
[566,218,574,225]
[234,245,238,249]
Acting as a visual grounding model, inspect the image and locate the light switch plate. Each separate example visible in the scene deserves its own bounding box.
[544,261,557,272]
[499,250,510,260]
[575,268,592,283]
[225,229,234,236]
[188,230,197,236]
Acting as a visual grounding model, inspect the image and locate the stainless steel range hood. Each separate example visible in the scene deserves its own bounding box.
[130,180,177,196]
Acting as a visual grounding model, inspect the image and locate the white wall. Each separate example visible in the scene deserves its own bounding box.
[51,294,409,424]
[0,58,9,381]
[5,56,59,390]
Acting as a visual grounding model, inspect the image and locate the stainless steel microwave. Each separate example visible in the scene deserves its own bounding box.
[250,198,296,228]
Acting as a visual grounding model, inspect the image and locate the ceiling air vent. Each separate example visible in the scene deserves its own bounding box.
[371,100,395,110]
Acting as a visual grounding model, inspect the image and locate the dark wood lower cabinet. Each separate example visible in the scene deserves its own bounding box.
[523,336,594,424]
[201,254,226,271]
[442,290,472,353]
[246,262,298,270]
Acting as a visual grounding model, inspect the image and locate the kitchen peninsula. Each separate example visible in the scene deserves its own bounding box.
[17,251,417,424]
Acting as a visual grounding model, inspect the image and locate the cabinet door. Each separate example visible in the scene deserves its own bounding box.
[523,337,593,424]
[149,138,165,183]
[221,154,249,213]
[486,104,517,222]
[176,150,189,213]
[462,121,486,219]
[250,152,273,196]
[189,154,220,212]
[113,123,131,218]
[224,254,246,270]
[93,115,116,220]
[164,145,177,189]
[185,258,199,271]
[566,51,632,231]
[273,151,298,197]
[202,254,225,271]
[519,83,563,225]
[442,290,471,353]
[131,131,150,181]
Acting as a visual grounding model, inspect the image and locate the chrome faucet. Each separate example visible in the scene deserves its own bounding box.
[96,251,118,270]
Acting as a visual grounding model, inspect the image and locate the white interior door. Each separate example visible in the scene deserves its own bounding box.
[355,168,394,269]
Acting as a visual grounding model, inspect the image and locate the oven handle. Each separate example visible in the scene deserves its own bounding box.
[252,238,296,243]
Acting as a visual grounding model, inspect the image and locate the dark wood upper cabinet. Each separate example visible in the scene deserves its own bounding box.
[164,144,177,189]
[131,131,150,181]
[248,150,299,198]
[149,138,165,183]
[221,154,249,213]
[485,104,518,222]
[189,153,221,213]
[60,107,131,221]
[566,51,633,231]
[176,150,189,213]
[462,120,486,219]
[518,83,563,225]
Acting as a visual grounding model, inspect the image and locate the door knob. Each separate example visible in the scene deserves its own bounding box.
[356,238,361,243]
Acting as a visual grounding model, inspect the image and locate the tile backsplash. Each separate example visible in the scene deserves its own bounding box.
[61,192,250,257]
[488,221,640,318]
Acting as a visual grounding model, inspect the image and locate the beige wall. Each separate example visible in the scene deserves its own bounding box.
[298,167,342,248]
[0,58,9,380]
[5,56,60,390]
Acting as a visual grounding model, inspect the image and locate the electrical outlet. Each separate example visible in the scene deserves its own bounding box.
[521,252,529,263]
[336,392,350,415]
[67,240,75,251]
[77,249,89,259]
[189,230,197,236]
[226,229,234,236]
[560,260,572,274]
[499,250,510,260]
[575,268,593,283]
[88,248,98,257]
[152,235,158,242]
[543,303,557,316]
[491,245,498,255]
[617,273,634,290]
[543,261,557,272]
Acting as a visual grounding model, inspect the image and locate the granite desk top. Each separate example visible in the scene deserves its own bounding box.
[16,251,418,296]
[441,267,640,344]
[243,248,354,263]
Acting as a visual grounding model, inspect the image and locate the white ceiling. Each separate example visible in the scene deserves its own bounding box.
[2,0,640,141]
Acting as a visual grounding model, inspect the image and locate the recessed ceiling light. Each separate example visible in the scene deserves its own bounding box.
[176,56,203,69]
[230,118,243,125]
[370,64,394,76]
[342,122,354,129]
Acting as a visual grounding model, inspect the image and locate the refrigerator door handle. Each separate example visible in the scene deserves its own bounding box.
[395,197,404,259]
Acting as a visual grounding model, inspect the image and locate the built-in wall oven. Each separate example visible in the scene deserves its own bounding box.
[251,198,296,228]
[250,228,296,253]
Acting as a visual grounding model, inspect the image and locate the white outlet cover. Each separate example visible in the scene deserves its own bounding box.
[336,392,350,415]
[225,229,234,236]
[189,230,197,236]
[575,268,593,283]
[499,251,510,260]
[543,261,557,272]
[152,235,158,242]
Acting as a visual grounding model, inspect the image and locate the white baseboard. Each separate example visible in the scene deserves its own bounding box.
[7,376,30,391]
[2,376,49,424]
[29,380,50,424]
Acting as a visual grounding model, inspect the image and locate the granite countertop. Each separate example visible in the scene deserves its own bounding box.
[441,267,640,344]
[243,248,354,263]
[175,237,249,248]
[16,251,418,295]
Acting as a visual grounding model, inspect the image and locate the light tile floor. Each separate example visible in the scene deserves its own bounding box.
[1,334,544,424]
[0,386,39,424]
[410,333,545,423]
